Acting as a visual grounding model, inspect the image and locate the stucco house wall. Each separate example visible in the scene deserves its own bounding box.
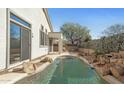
[0,8,52,70]
[0,8,7,69]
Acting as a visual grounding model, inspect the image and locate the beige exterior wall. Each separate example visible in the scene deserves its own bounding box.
[10,8,51,59]
[0,8,52,70]
[0,8,7,69]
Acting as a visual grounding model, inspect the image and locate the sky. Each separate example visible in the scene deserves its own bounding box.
[48,8,124,39]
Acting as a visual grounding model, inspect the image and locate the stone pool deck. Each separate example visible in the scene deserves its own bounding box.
[0,52,122,84]
[0,52,68,84]
[0,62,51,84]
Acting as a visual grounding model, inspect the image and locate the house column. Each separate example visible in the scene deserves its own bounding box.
[58,38,63,54]
[51,39,53,52]
[49,38,53,52]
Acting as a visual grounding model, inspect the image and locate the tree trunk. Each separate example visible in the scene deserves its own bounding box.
[71,40,74,45]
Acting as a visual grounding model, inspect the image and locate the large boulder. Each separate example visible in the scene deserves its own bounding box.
[88,55,96,64]
[116,59,123,64]
[92,55,99,63]
[111,51,124,59]
[23,62,37,74]
[78,52,85,56]
[118,76,124,83]
[99,64,111,76]
[110,58,117,63]
[110,64,124,78]
[111,52,119,59]
[99,56,106,65]
[119,51,124,58]
[122,60,124,65]
[41,57,53,63]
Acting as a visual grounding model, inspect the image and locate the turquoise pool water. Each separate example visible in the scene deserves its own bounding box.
[16,56,108,84]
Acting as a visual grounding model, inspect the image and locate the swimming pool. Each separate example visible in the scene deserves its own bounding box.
[16,56,108,84]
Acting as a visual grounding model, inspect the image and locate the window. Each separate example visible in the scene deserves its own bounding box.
[45,29,47,33]
[10,13,31,28]
[39,27,49,46]
[45,29,49,45]
[40,25,44,45]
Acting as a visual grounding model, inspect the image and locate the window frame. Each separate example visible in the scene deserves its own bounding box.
[7,9,32,68]
[39,25,44,47]
[10,13,31,28]
[39,26,49,47]
[45,29,49,45]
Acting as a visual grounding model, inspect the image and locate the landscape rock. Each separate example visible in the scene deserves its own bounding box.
[116,59,123,64]
[78,48,95,56]
[23,62,37,74]
[110,64,124,78]
[99,56,106,65]
[118,76,124,83]
[99,64,111,76]
[41,57,53,63]
[110,58,117,63]
[119,51,124,58]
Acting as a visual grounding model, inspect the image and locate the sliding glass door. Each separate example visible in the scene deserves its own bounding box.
[21,28,30,61]
[9,12,31,65]
[10,22,21,64]
[10,22,31,64]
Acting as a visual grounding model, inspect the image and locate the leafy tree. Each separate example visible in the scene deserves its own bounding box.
[60,23,91,47]
[103,24,124,36]
[82,24,124,54]
[102,24,124,52]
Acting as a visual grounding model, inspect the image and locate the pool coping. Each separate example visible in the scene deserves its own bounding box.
[35,52,123,84]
